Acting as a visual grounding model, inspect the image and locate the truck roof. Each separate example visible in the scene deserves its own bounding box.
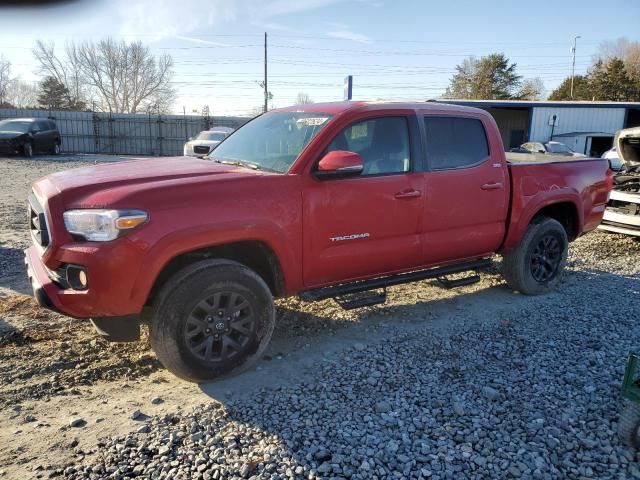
[276,100,489,116]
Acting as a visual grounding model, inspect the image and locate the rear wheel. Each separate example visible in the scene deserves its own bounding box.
[502,217,568,295]
[150,259,274,382]
[50,142,60,155]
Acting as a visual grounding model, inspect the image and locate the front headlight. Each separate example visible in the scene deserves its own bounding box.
[63,209,148,241]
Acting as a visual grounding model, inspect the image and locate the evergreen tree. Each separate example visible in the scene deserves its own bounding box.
[37,76,70,110]
[548,75,591,101]
[446,53,522,100]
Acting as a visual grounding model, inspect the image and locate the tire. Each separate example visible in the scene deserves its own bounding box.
[23,142,33,158]
[618,399,640,448]
[50,142,60,155]
[150,259,275,382]
[502,217,568,295]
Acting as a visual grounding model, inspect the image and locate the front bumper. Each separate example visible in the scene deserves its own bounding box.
[598,190,640,237]
[25,246,141,341]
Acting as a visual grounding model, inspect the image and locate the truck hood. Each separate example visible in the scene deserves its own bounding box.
[38,156,262,204]
[617,127,640,166]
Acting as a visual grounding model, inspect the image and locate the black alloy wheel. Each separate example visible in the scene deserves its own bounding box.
[530,234,562,283]
[184,290,255,362]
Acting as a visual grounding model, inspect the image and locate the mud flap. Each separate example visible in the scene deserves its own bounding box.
[91,316,140,342]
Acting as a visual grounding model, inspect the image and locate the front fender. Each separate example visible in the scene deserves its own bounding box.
[128,219,301,308]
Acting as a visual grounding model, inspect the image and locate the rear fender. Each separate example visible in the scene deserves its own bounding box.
[500,189,582,253]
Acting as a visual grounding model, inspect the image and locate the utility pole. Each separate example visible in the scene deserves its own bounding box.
[570,35,581,99]
[264,32,268,113]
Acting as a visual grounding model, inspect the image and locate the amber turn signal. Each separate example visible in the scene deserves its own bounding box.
[115,214,147,230]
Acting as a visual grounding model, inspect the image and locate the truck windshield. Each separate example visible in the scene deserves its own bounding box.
[209,111,333,172]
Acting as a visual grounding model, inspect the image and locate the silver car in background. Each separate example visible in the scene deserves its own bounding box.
[183,127,234,157]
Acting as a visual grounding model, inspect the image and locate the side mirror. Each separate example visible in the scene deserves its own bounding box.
[315,150,363,179]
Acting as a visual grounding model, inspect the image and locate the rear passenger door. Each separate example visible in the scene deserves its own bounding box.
[420,115,509,265]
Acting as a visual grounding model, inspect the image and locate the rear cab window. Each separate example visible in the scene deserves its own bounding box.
[423,116,489,170]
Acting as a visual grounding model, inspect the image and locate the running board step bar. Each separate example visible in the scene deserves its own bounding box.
[300,258,492,302]
[437,274,481,290]
[334,289,387,310]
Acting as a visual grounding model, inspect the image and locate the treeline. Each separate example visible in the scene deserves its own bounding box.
[445,37,640,102]
[0,38,175,114]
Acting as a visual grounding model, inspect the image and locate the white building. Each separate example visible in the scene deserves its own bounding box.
[435,100,640,156]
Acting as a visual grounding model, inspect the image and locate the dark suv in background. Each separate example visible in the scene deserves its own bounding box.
[0,118,61,157]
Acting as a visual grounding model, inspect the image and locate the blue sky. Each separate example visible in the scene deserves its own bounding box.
[1,0,639,115]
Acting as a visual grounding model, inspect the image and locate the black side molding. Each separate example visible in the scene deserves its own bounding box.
[300,258,492,302]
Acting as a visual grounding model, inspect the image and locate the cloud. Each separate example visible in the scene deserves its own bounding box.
[250,20,297,32]
[323,21,349,29]
[356,0,383,6]
[114,0,346,39]
[327,29,372,44]
[174,35,231,47]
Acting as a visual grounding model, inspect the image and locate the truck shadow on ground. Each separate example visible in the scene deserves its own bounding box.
[198,265,636,402]
[191,267,639,478]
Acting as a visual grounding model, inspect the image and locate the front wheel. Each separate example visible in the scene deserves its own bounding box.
[150,259,275,382]
[502,217,568,295]
[23,142,33,158]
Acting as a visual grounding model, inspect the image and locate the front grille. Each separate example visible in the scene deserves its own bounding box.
[193,145,211,154]
[28,193,50,248]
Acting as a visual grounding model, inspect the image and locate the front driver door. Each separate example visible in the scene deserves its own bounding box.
[302,115,424,288]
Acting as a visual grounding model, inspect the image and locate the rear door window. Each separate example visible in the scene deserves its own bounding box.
[423,116,489,170]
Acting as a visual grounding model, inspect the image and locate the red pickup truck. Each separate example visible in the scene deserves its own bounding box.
[25,101,612,382]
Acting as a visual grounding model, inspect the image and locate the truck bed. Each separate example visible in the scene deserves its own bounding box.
[500,155,611,252]
[505,152,600,164]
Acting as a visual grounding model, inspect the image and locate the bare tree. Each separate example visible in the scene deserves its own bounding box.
[294,92,313,105]
[7,79,39,108]
[594,37,640,82]
[33,40,86,109]
[73,38,175,114]
[0,55,12,106]
[519,78,545,100]
[33,38,175,114]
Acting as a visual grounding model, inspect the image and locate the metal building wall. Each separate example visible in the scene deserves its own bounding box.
[0,109,251,156]
[529,107,626,143]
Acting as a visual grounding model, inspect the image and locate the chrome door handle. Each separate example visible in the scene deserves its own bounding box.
[481,182,503,190]
[394,189,422,199]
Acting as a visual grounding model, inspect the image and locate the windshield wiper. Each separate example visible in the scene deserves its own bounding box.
[212,158,261,170]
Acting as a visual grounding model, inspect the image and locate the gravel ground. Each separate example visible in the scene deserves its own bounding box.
[2,155,640,479]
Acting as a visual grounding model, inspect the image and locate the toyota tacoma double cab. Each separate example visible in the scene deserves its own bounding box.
[25,101,612,382]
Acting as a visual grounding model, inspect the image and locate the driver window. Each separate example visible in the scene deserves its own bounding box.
[326,117,410,175]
